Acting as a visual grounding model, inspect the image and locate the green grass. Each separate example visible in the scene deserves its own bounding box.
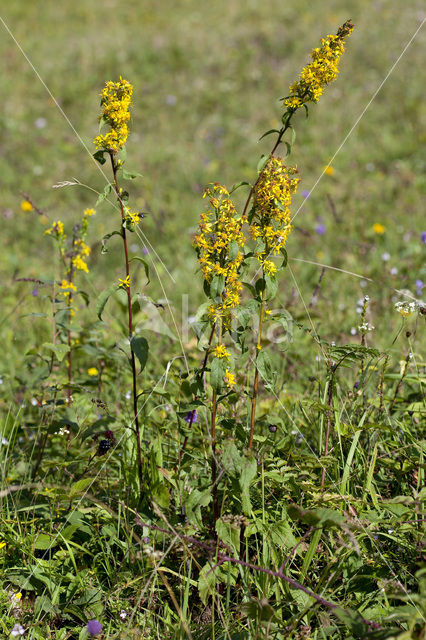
[0,1,425,638]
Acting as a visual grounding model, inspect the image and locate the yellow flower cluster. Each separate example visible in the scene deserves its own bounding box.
[194,183,246,323]
[213,344,230,359]
[72,247,90,273]
[225,370,236,388]
[59,279,77,299]
[45,220,65,238]
[284,21,354,110]
[250,157,299,264]
[124,206,141,226]
[94,77,133,152]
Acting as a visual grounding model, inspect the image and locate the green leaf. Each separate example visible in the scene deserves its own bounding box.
[210,274,225,299]
[239,454,257,514]
[69,477,94,498]
[130,256,150,283]
[280,247,288,267]
[101,230,121,254]
[257,154,269,173]
[130,336,149,372]
[43,342,70,363]
[259,128,280,141]
[93,150,107,165]
[34,533,56,550]
[34,595,58,616]
[96,283,119,320]
[198,561,216,604]
[264,273,278,300]
[96,182,112,205]
[228,240,240,261]
[256,350,274,386]
[122,169,143,180]
[210,356,228,391]
[229,181,250,194]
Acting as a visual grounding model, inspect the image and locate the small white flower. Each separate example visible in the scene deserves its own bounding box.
[55,427,70,436]
[390,267,398,275]
[315,355,322,362]
[381,252,390,261]
[0,377,3,385]
[31,398,38,406]
[358,322,375,333]
[360,280,368,288]
[350,327,357,335]
[11,624,25,637]
[119,610,127,620]
[125,390,131,400]
[1,437,8,446]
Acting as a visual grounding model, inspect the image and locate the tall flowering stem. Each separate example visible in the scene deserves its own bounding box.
[248,158,299,450]
[109,154,143,493]
[194,184,245,527]
[94,78,143,493]
[44,211,95,402]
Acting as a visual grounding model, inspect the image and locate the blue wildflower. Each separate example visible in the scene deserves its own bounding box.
[87,619,103,636]
[184,410,198,424]
[315,223,326,235]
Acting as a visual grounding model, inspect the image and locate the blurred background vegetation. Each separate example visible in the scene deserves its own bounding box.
[0,0,424,369]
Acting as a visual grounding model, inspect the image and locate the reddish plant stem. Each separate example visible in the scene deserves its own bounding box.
[109,152,143,493]
[177,323,216,465]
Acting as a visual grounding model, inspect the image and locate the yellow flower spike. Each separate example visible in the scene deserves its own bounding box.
[83,208,96,217]
[251,157,299,258]
[21,200,33,212]
[284,20,354,110]
[87,367,99,376]
[94,77,133,152]
[118,275,131,289]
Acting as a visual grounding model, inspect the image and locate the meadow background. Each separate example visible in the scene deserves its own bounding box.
[0,0,425,638]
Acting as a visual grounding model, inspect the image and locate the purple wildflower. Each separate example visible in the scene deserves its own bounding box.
[87,619,103,636]
[142,246,149,255]
[32,289,38,297]
[302,189,311,199]
[421,231,426,244]
[416,280,424,296]
[184,410,198,424]
[315,223,326,235]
